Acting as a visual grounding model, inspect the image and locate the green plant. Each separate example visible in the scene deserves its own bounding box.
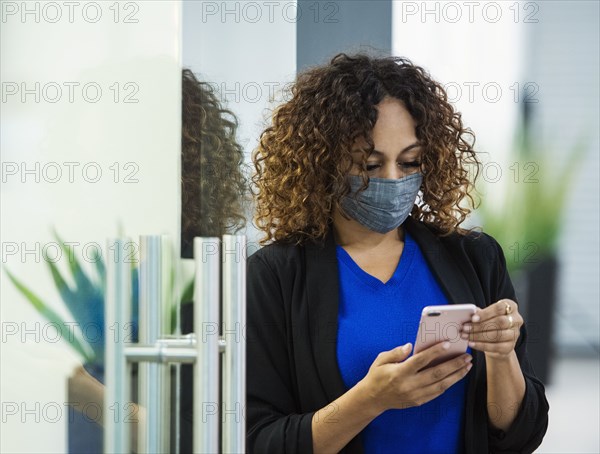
[475,126,589,273]
[4,228,193,370]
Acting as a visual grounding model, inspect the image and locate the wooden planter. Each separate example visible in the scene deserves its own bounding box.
[67,364,104,453]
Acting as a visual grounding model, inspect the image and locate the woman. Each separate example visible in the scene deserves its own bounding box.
[180,67,248,258]
[246,53,549,453]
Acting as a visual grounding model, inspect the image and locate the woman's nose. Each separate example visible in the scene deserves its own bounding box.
[381,164,405,180]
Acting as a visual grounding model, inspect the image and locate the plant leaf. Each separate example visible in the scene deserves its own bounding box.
[92,246,106,291]
[4,267,95,362]
[51,228,97,296]
[476,126,589,272]
[49,228,105,361]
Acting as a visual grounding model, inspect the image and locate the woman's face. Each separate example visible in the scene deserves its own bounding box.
[350,97,423,179]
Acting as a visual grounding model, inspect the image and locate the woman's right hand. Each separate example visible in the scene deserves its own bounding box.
[359,341,473,414]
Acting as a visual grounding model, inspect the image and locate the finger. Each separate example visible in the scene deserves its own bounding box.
[407,340,452,372]
[417,353,473,385]
[415,362,473,405]
[462,314,523,334]
[373,343,412,366]
[470,305,499,324]
[462,315,522,334]
[470,299,517,324]
[461,329,519,343]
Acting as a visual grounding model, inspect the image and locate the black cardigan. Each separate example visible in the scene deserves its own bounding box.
[244,216,549,453]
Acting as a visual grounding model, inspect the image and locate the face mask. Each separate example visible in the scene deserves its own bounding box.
[340,172,423,233]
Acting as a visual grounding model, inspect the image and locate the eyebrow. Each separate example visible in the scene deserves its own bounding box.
[371,143,422,156]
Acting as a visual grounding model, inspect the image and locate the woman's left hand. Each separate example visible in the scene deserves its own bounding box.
[460,299,523,360]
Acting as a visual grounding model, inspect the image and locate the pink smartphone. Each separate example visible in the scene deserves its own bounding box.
[413,304,477,369]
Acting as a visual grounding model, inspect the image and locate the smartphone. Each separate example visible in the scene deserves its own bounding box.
[413,304,477,370]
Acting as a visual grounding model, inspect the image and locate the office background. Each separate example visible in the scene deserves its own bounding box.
[1,1,598,452]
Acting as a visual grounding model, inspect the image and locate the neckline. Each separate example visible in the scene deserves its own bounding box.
[335,231,416,290]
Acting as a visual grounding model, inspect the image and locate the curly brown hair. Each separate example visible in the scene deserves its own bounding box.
[251,52,482,246]
[181,68,248,257]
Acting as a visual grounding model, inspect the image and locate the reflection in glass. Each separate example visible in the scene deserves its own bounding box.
[180,69,249,259]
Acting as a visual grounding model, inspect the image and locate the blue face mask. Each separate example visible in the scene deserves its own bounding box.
[340,172,423,233]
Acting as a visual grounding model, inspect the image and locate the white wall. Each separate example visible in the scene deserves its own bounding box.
[392,0,527,212]
[0,2,182,452]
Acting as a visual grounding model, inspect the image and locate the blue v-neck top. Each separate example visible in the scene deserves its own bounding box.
[335,230,470,454]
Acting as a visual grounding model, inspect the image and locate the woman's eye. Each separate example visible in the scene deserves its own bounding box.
[400,161,422,168]
[364,161,422,171]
